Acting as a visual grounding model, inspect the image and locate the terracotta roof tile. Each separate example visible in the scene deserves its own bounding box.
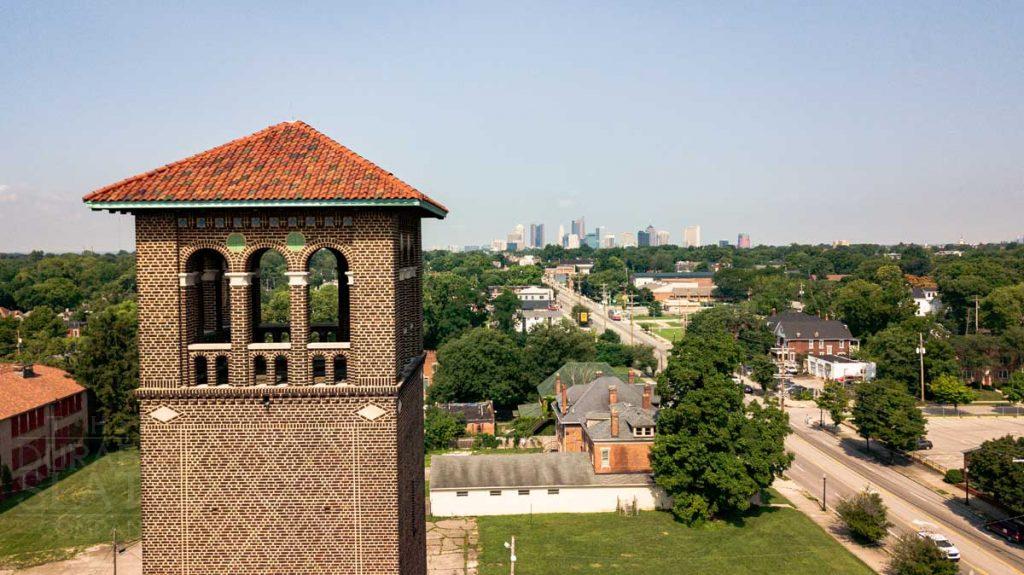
[0,364,85,421]
[83,121,446,215]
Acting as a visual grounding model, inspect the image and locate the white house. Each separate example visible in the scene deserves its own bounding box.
[913,287,943,317]
[516,309,563,333]
[429,453,671,517]
[805,354,876,383]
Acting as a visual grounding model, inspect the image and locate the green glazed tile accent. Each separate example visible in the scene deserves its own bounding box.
[286,232,306,252]
[226,233,246,253]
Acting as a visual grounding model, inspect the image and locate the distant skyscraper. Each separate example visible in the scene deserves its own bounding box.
[565,234,581,249]
[737,233,751,249]
[491,238,508,251]
[656,230,671,246]
[557,224,566,247]
[583,232,600,249]
[601,235,616,248]
[507,224,525,250]
[683,225,701,248]
[718,240,731,248]
[618,232,637,248]
[571,217,586,238]
[594,226,605,241]
[637,228,652,247]
[531,223,545,248]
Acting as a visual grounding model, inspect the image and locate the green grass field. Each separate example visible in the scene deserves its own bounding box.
[477,507,874,575]
[0,449,141,567]
[653,327,685,341]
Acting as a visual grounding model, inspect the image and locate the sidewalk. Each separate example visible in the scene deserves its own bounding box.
[774,478,889,573]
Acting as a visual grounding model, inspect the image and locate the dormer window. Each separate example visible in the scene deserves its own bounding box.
[633,426,654,437]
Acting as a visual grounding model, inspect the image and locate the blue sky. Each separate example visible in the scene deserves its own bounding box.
[1,1,1022,252]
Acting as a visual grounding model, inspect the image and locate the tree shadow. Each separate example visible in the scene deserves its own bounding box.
[835,436,916,470]
[0,444,127,514]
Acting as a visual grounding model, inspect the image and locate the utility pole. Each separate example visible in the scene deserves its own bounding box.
[112,528,117,575]
[916,333,926,402]
[822,475,827,512]
[975,296,980,334]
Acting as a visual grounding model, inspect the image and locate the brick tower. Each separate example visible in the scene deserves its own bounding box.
[84,122,445,574]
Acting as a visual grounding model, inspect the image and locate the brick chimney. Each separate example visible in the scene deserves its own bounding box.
[610,406,620,437]
[608,384,617,406]
[14,363,34,378]
[642,383,652,410]
[560,378,569,415]
[554,374,563,397]
[628,369,635,384]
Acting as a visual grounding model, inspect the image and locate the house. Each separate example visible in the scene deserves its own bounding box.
[0,307,24,320]
[516,308,562,332]
[438,401,496,435]
[488,285,554,310]
[805,354,876,383]
[554,374,658,474]
[912,287,943,317]
[768,311,858,364]
[423,350,438,395]
[558,259,594,275]
[648,281,715,303]
[429,452,670,517]
[0,363,88,493]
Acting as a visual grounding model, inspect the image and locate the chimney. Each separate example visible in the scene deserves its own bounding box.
[610,406,620,437]
[554,374,563,397]
[560,379,569,415]
[628,369,635,384]
[14,363,34,378]
[642,383,652,410]
[608,384,617,406]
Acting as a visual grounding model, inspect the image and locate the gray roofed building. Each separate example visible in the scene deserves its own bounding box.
[767,311,855,341]
[431,453,596,489]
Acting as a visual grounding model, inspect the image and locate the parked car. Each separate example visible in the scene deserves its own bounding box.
[986,518,1024,544]
[914,437,934,450]
[916,531,960,561]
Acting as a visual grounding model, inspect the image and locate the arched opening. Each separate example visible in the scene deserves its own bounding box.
[194,356,208,386]
[333,356,347,383]
[249,249,290,343]
[215,355,229,385]
[184,249,230,344]
[274,355,288,385]
[307,248,350,343]
[253,356,268,385]
[312,356,327,384]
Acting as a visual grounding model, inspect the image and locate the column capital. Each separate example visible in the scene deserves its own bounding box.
[178,272,200,287]
[285,271,310,287]
[200,269,221,282]
[224,272,256,287]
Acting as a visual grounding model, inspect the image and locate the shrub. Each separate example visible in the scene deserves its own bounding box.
[943,468,963,485]
[835,490,891,544]
[887,533,958,575]
[424,407,464,451]
[473,433,501,449]
[0,464,12,496]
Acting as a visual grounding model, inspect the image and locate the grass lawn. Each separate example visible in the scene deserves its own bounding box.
[477,507,874,575]
[654,327,685,341]
[0,448,140,568]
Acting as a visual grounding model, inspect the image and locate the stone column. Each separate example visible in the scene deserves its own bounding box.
[178,272,200,385]
[286,271,310,386]
[224,272,255,386]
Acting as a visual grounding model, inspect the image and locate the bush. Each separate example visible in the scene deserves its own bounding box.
[473,433,501,449]
[0,464,12,496]
[424,407,464,451]
[835,490,891,544]
[887,533,958,575]
[943,468,963,485]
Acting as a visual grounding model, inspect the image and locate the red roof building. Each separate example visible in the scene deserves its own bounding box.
[83,121,446,218]
[0,364,88,492]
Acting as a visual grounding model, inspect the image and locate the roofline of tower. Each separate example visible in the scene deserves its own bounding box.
[84,198,448,219]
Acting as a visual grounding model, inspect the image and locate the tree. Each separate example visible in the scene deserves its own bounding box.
[522,321,596,385]
[423,272,487,349]
[1004,372,1024,416]
[424,407,464,451]
[652,374,792,524]
[815,380,850,427]
[429,328,527,409]
[852,379,926,452]
[491,289,522,334]
[658,330,742,397]
[966,435,1024,514]
[862,319,958,396]
[981,284,1024,333]
[887,533,958,575]
[835,490,891,544]
[0,316,20,357]
[749,356,777,393]
[262,289,290,324]
[834,265,914,337]
[508,416,541,446]
[928,374,975,415]
[71,301,139,449]
[1,464,12,496]
[309,284,339,323]
[648,300,663,318]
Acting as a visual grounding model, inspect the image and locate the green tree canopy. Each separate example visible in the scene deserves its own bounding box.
[967,435,1024,514]
[862,318,958,397]
[852,379,926,452]
[423,272,487,349]
[429,328,527,409]
[815,380,850,426]
[981,283,1024,333]
[928,374,975,413]
[491,289,522,334]
[887,533,958,575]
[522,321,596,385]
[424,406,465,451]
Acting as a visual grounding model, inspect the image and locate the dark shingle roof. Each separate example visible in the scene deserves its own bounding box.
[768,311,855,341]
[438,401,494,424]
[431,453,655,489]
[555,376,658,441]
[537,362,616,396]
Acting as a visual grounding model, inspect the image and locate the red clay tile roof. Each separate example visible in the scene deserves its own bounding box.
[0,364,85,421]
[83,121,446,216]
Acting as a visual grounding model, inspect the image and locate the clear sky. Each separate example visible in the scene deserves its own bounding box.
[1,1,1022,252]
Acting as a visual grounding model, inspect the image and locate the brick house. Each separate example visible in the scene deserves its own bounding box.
[0,363,87,493]
[83,121,444,574]
[768,311,858,364]
[554,374,658,474]
[437,401,496,435]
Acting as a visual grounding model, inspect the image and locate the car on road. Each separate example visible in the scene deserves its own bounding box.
[914,437,934,450]
[986,518,1024,544]
[607,309,622,321]
[916,531,960,561]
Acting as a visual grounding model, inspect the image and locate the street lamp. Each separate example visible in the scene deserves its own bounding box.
[821,475,828,512]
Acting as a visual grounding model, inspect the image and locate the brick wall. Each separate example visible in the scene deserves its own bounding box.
[587,439,653,474]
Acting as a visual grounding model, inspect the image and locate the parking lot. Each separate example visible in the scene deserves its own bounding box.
[920,416,1024,471]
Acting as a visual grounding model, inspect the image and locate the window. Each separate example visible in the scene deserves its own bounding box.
[312,356,327,382]
[215,356,229,385]
[456,491,468,497]
[195,356,208,385]
[333,356,347,383]
[518,489,530,496]
[547,489,560,495]
[274,356,288,385]
[254,356,268,385]
[600,448,610,468]
[489,490,502,497]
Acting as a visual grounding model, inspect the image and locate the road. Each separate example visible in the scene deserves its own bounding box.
[543,277,672,370]
[781,399,1024,575]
